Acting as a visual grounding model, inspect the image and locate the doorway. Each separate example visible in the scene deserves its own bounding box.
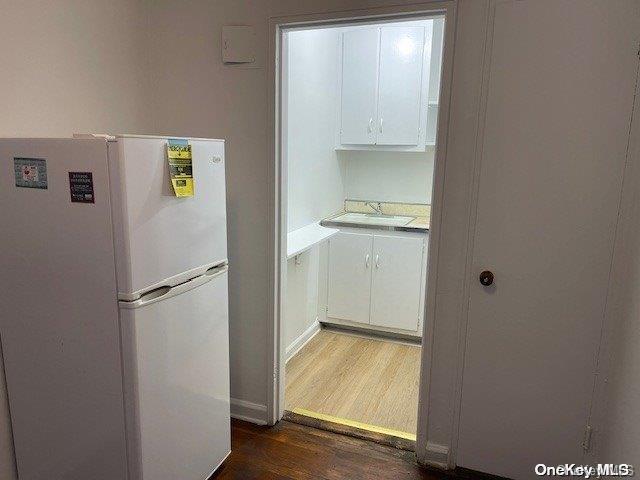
[270,5,453,454]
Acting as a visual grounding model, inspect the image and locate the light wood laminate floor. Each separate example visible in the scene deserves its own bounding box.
[285,330,421,435]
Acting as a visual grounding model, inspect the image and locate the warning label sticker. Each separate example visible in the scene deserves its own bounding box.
[68,172,95,204]
[14,158,48,189]
[167,139,194,197]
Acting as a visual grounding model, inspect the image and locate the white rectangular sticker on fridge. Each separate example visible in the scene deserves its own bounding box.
[14,158,48,189]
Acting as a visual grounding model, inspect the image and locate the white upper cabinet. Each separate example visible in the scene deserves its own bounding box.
[376,26,426,146]
[337,21,439,151]
[339,28,380,145]
[425,17,444,146]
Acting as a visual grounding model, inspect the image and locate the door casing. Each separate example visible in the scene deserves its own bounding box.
[267,0,458,466]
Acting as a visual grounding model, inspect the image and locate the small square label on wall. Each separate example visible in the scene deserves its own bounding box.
[222,25,256,64]
[68,172,95,203]
[14,158,48,189]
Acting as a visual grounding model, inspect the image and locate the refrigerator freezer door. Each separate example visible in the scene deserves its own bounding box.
[0,139,128,479]
[110,136,228,299]
[119,267,231,480]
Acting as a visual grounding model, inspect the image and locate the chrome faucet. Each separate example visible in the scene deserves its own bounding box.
[365,201,383,215]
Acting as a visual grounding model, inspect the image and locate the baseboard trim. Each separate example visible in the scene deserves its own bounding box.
[230,398,268,425]
[322,321,422,345]
[285,320,321,363]
[423,441,450,469]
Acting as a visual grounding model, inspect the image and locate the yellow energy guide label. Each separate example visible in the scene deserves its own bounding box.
[167,139,194,197]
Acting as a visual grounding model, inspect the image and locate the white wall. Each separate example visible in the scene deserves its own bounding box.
[286,28,345,232]
[0,2,151,478]
[143,0,272,420]
[284,28,343,354]
[284,250,320,354]
[341,149,434,204]
[0,0,150,137]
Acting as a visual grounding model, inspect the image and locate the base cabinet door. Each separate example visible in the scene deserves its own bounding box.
[370,235,424,330]
[327,231,373,323]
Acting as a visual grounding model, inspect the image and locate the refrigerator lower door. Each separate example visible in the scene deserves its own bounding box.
[119,266,231,480]
[109,136,228,300]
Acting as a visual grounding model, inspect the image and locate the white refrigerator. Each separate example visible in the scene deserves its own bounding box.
[0,134,231,480]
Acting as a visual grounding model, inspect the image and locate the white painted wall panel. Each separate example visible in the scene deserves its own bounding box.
[341,149,434,204]
[283,28,345,364]
[286,28,345,232]
[285,250,320,350]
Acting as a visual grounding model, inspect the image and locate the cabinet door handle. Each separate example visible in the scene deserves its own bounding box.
[379,117,383,134]
[375,254,380,269]
[365,254,370,268]
[368,117,374,133]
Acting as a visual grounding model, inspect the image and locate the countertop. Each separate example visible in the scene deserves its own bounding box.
[321,212,429,233]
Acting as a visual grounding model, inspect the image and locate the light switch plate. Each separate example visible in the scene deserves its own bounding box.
[222,25,256,64]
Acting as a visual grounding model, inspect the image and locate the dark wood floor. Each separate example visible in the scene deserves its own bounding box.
[211,419,469,480]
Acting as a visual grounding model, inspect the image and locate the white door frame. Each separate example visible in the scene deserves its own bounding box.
[266,0,458,465]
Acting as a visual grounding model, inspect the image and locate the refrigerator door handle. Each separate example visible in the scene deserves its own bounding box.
[120,265,228,310]
[204,263,229,279]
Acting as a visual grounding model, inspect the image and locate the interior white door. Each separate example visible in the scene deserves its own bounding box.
[370,235,424,331]
[327,231,373,323]
[458,2,640,478]
[376,25,426,146]
[340,28,380,145]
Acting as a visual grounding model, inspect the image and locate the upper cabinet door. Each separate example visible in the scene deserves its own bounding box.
[376,26,425,146]
[340,28,380,145]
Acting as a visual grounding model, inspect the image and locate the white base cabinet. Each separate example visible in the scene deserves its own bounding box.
[325,228,427,334]
[370,235,424,331]
[327,231,373,324]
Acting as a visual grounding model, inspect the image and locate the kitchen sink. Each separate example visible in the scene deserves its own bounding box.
[328,212,414,227]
